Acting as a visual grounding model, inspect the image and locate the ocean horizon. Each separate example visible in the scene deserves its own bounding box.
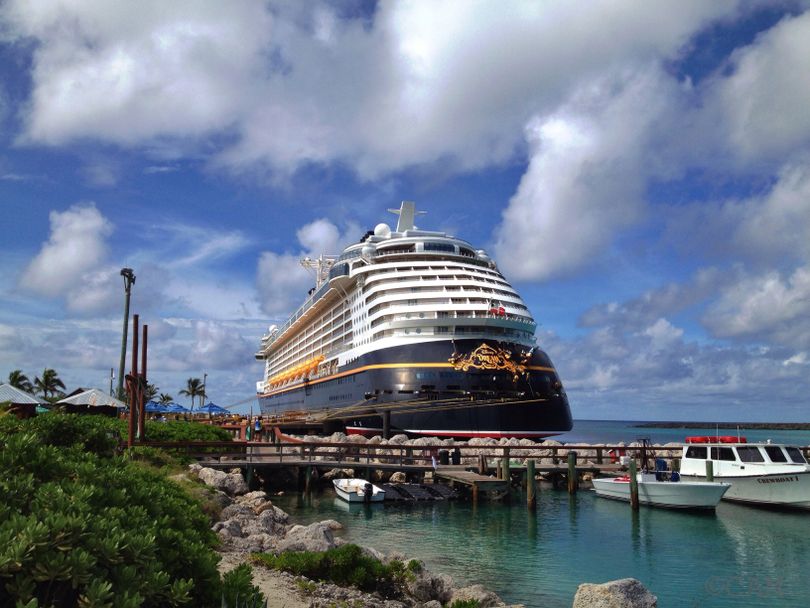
[556,419,810,446]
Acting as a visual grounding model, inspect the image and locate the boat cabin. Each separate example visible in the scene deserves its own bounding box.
[680,437,808,477]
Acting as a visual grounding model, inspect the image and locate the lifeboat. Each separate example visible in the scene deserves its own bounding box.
[685,436,746,444]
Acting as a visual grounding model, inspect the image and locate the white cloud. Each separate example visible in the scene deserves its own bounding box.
[703,265,810,349]
[2,0,744,178]
[708,11,810,167]
[20,203,113,298]
[256,217,359,316]
[493,67,679,280]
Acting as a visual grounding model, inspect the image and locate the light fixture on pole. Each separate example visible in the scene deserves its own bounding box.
[116,268,136,400]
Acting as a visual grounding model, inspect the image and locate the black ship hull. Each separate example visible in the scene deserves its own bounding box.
[258,339,572,438]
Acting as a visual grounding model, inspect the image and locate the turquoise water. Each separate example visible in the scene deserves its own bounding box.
[275,491,807,607]
[556,419,810,446]
[271,420,810,607]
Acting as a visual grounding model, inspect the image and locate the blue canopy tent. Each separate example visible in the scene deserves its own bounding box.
[145,401,169,413]
[165,402,191,413]
[195,402,229,415]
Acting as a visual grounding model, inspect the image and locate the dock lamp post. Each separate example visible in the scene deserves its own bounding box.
[116,268,136,400]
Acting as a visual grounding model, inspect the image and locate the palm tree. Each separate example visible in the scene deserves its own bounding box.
[158,393,173,405]
[178,378,204,411]
[144,383,159,402]
[8,370,34,393]
[34,368,66,401]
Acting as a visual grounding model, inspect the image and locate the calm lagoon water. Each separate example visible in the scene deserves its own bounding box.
[272,420,810,608]
[555,419,810,446]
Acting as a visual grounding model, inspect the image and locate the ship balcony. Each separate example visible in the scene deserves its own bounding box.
[378,315,536,333]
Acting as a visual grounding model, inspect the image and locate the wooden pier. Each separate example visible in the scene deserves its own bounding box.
[137,437,649,504]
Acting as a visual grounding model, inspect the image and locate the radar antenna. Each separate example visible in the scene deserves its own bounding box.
[387,201,426,232]
[300,254,338,289]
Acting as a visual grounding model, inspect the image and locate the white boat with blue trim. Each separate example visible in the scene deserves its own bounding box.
[592,472,730,510]
[333,478,386,503]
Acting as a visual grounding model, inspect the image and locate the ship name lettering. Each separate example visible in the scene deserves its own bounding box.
[448,343,531,382]
[756,476,798,484]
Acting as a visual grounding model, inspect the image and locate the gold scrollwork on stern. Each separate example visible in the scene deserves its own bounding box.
[448,343,531,382]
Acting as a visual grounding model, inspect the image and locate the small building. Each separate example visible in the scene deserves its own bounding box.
[0,383,47,418]
[56,388,126,417]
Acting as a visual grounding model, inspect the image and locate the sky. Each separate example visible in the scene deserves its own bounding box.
[2,0,810,422]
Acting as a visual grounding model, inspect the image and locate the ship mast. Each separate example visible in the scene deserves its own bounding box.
[300,254,338,289]
[387,200,426,232]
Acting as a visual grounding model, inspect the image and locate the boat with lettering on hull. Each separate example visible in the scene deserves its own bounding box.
[679,437,810,509]
[255,202,572,438]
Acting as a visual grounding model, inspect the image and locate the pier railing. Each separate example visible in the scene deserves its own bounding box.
[128,439,792,470]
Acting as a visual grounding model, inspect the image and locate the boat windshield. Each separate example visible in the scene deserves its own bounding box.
[785,447,807,464]
[764,445,787,463]
[711,446,735,461]
[736,446,765,463]
[685,446,707,459]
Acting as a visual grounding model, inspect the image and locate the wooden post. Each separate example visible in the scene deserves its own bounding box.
[567,451,578,494]
[527,459,536,510]
[629,458,639,510]
[304,465,312,494]
[596,447,603,464]
[478,454,486,475]
[706,459,714,482]
[501,448,510,480]
[138,323,147,441]
[472,482,479,505]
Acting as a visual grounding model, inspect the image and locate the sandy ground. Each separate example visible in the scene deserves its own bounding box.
[218,551,311,608]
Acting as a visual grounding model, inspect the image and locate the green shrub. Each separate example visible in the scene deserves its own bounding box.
[0,418,224,607]
[447,600,481,608]
[252,544,409,599]
[140,420,233,443]
[220,563,266,608]
[0,411,121,455]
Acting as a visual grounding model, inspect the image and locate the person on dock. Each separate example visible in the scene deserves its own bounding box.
[254,416,263,441]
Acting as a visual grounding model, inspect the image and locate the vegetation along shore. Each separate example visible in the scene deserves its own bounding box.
[0,409,660,607]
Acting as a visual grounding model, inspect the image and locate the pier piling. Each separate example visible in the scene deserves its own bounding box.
[527,459,536,510]
[629,459,639,510]
[567,451,578,494]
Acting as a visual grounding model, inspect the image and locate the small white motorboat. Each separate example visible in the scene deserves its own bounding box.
[678,436,810,509]
[592,472,730,510]
[333,478,386,503]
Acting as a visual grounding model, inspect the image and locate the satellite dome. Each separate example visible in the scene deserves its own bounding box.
[477,249,490,261]
[374,223,391,237]
[361,245,375,256]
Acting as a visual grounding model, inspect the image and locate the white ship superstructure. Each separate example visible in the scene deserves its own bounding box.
[255,201,572,438]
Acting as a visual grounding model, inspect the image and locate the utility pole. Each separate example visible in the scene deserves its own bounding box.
[117,268,136,400]
[203,372,207,406]
[109,367,114,397]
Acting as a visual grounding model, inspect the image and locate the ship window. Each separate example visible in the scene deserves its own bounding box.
[686,446,707,459]
[736,446,764,462]
[710,447,735,461]
[424,242,455,253]
[764,446,788,462]
[785,447,807,464]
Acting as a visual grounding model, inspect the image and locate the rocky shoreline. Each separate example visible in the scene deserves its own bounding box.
[189,459,658,607]
[191,463,519,607]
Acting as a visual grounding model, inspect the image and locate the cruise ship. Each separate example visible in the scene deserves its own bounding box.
[255,202,572,438]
